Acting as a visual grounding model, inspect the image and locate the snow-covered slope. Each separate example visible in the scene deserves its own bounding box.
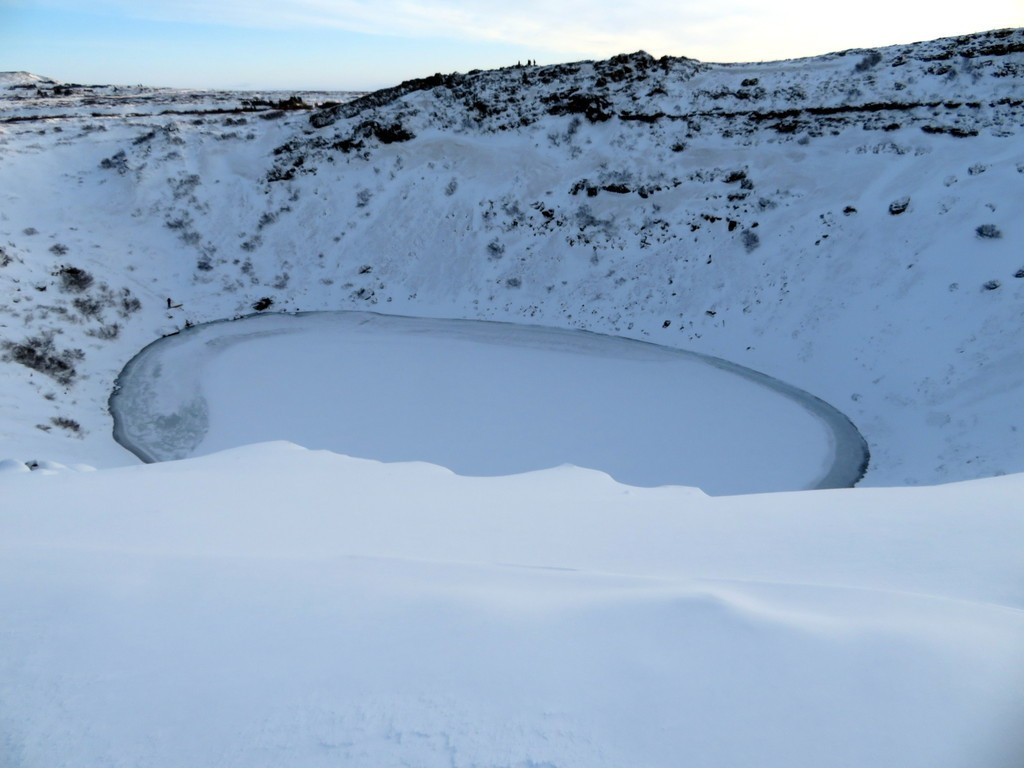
[0,72,57,88]
[2,29,1023,483]
[2,443,1023,768]
[0,74,359,121]
[2,31,1024,768]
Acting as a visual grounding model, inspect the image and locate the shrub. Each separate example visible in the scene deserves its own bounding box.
[741,229,760,252]
[55,265,93,292]
[353,120,415,144]
[487,240,505,260]
[165,214,192,230]
[546,93,612,123]
[352,287,375,301]
[976,224,1002,238]
[267,166,295,182]
[982,280,1001,291]
[118,289,142,317]
[242,96,310,112]
[72,296,104,318]
[51,416,81,433]
[855,51,883,72]
[168,174,201,199]
[2,333,84,386]
[270,96,310,111]
[99,150,128,174]
[86,323,120,340]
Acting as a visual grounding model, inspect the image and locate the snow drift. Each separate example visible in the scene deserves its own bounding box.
[2,443,1023,767]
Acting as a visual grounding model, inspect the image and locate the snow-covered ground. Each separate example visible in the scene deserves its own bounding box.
[0,71,358,122]
[3,443,1023,768]
[1,28,1023,767]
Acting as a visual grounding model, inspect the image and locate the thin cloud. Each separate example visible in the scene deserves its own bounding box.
[26,0,1024,62]
[23,0,770,56]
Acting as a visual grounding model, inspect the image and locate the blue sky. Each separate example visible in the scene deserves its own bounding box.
[1,1,1020,90]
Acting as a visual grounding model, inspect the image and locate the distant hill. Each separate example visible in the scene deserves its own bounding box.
[0,71,57,87]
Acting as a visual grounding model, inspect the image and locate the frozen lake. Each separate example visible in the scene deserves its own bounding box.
[110,312,868,494]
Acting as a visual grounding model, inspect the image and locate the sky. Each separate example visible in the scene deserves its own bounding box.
[0,0,1021,91]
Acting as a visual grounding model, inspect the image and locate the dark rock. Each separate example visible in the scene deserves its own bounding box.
[889,197,911,215]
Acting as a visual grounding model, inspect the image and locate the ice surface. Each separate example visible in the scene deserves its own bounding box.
[110,311,867,494]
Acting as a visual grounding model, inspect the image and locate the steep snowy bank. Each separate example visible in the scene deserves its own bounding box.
[1,29,1022,483]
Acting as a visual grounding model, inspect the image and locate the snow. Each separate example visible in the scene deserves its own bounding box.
[2,34,1023,482]
[0,72,56,87]
[0,28,1023,767]
[2,443,1023,767]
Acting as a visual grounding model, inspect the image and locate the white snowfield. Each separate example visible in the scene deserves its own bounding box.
[0,27,1023,768]
[2,443,1023,768]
